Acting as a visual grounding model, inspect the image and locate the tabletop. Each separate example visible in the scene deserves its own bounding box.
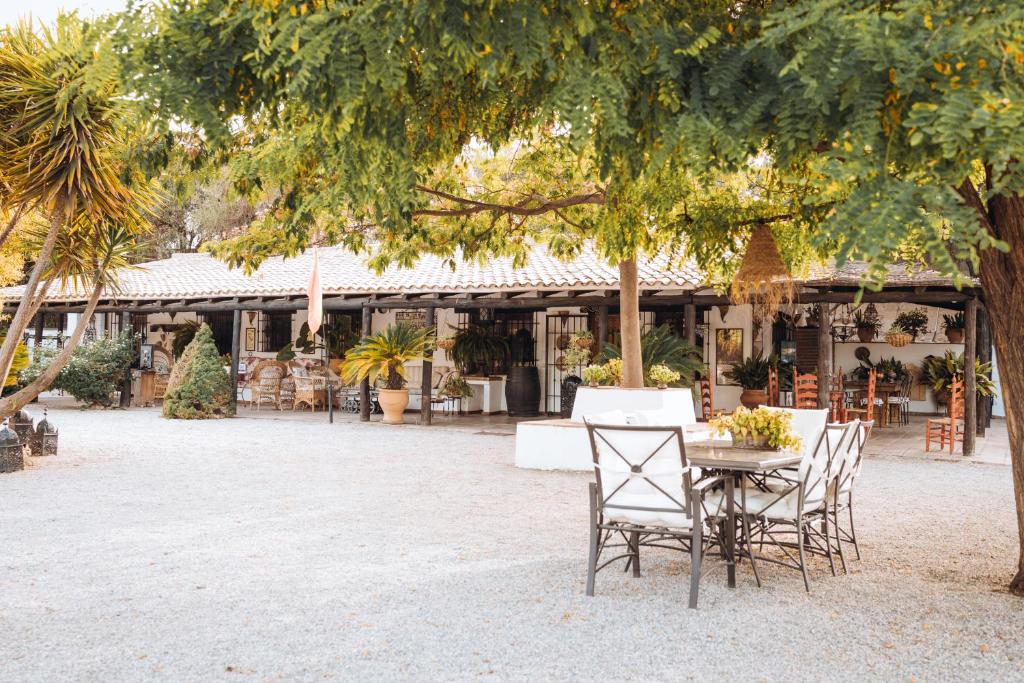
[687,441,801,471]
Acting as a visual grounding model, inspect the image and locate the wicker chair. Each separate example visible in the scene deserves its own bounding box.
[249,360,287,410]
[293,367,328,411]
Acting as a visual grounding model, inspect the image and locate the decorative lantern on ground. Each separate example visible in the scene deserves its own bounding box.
[31,408,58,457]
[12,409,34,448]
[0,419,24,473]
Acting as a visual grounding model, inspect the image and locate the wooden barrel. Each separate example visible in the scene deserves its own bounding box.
[505,366,541,417]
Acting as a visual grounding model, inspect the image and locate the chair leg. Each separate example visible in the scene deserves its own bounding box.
[833,505,848,575]
[586,485,599,596]
[823,510,836,577]
[740,513,762,588]
[797,520,811,592]
[688,528,702,609]
[848,497,861,561]
[629,531,641,578]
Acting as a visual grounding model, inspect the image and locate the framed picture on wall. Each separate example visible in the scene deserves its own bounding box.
[139,343,153,370]
[244,327,256,352]
[395,310,427,328]
[715,328,744,385]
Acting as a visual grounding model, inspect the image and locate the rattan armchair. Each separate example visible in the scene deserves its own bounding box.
[249,360,287,410]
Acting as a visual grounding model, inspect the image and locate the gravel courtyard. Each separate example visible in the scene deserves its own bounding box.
[1,402,1022,682]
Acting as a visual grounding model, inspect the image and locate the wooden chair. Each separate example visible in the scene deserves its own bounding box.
[926,377,964,454]
[249,360,287,410]
[767,366,780,407]
[828,369,847,423]
[698,376,714,421]
[846,369,876,422]
[793,369,819,409]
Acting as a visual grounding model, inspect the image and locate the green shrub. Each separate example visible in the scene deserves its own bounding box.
[25,333,138,407]
[162,324,234,419]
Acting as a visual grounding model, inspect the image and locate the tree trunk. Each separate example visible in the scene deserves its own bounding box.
[0,281,103,418]
[618,259,644,388]
[0,203,64,385]
[974,189,1024,595]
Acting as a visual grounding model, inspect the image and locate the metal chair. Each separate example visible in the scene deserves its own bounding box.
[733,418,851,590]
[830,419,873,569]
[887,375,912,426]
[584,421,727,609]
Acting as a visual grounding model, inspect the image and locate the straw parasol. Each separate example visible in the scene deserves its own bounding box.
[730,224,795,318]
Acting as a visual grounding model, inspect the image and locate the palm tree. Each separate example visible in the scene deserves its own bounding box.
[0,18,151,416]
[341,323,433,390]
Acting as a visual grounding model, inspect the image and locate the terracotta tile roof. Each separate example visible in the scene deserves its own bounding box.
[803,261,977,288]
[0,245,967,304]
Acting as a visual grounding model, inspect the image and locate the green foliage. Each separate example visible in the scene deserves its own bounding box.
[725,353,775,391]
[873,357,909,383]
[162,324,233,419]
[582,364,608,386]
[341,323,432,390]
[448,324,507,376]
[709,406,802,452]
[943,311,966,331]
[852,307,881,332]
[275,343,296,362]
[602,325,704,388]
[293,320,356,358]
[0,337,30,389]
[922,351,995,398]
[171,320,200,359]
[32,333,138,407]
[438,374,473,399]
[892,309,929,339]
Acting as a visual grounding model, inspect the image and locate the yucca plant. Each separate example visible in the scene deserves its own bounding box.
[341,323,433,390]
[0,17,152,417]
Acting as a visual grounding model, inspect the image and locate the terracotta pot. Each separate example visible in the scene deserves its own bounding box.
[739,389,768,409]
[377,388,409,424]
[573,337,593,350]
[945,328,964,343]
[329,358,343,374]
[857,327,876,343]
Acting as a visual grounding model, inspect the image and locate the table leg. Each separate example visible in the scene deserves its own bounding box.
[725,474,736,588]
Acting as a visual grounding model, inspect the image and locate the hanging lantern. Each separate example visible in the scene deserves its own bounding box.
[730,224,796,319]
[12,409,34,449]
[31,409,58,458]
[0,419,24,473]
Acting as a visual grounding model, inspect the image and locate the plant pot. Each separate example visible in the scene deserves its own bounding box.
[739,389,768,409]
[945,328,964,343]
[572,337,592,350]
[657,383,667,390]
[560,375,582,418]
[856,327,876,343]
[377,388,409,424]
[329,358,344,374]
[732,432,771,450]
[588,381,600,388]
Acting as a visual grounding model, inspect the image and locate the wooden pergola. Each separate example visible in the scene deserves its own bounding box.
[15,279,990,454]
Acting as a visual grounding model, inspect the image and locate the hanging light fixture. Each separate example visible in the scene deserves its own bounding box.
[730,224,795,320]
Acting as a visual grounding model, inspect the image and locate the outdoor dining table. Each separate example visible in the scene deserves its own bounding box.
[687,441,802,588]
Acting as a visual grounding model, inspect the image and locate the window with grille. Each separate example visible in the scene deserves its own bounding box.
[257,312,293,353]
[199,312,235,355]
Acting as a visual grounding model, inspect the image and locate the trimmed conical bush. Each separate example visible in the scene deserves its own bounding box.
[162,324,234,419]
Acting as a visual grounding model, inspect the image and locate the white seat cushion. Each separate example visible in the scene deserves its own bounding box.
[708,488,824,520]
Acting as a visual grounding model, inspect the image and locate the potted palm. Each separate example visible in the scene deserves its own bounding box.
[340,323,433,424]
[725,353,773,409]
[942,311,966,343]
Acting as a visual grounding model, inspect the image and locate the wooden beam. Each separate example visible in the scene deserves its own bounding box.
[597,304,609,351]
[684,302,696,348]
[360,305,372,422]
[817,304,831,410]
[420,306,435,426]
[229,309,241,415]
[963,297,978,456]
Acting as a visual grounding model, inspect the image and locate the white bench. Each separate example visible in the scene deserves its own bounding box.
[514,387,713,471]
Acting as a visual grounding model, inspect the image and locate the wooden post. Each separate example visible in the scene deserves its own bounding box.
[597,304,609,351]
[684,302,696,347]
[976,304,992,434]
[963,297,978,456]
[360,304,372,421]
[119,311,132,408]
[817,304,831,410]
[33,314,44,347]
[229,309,241,415]
[420,306,435,425]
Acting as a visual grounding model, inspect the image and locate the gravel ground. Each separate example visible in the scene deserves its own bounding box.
[1,400,1022,682]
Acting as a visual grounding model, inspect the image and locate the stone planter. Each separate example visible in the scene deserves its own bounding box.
[377,388,409,424]
[739,388,768,409]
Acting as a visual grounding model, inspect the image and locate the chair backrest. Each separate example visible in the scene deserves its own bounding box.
[801,422,854,505]
[698,377,713,421]
[767,366,779,407]
[251,359,287,382]
[863,369,877,420]
[900,374,913,400]
[793,369,819,409]
[828,371,846,422]
[585,420,692,529]
[759,406,829,460]
[152,346,173,374]
[837,419,872,495]
[948,376,964,420]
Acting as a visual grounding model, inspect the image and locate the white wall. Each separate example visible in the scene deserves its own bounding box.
[706,304,754,412]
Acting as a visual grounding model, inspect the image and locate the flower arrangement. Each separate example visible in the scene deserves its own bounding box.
[582,364,607,386]
[648,363,681,389]
[603,358,623,386]
[709,406,802,452]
